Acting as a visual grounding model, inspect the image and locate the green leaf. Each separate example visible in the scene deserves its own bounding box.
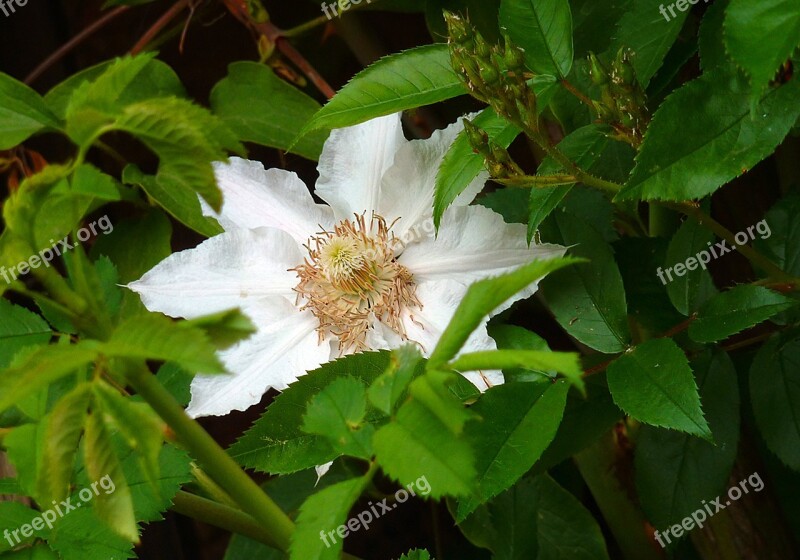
[0,344,98,413]
[154,362,194,408]
[531,474,611,559]
[44,57,185,120]
[664,216,718,316]
[724,0,800,94]
[571,0,632,57]
[47,507,134,560]
[449,350,584,392]
[92,383,165,493]
[609,0,689,87]
[689,285,796,343]
[428,256,578,367]
[302,377,374,459]
[456,381,569,520]
[750,333,800,470]
[607,338,711,439]
[83,411,138,542]
[0,72,59,149]
[528,124,612,237]
[615,236,685,334]
[1,543,60,559]
[0,502,40,552]
[122,164,222,238]
[297,44,463,135]
[289,476,369,560]
[178,309,257,351]
[636,351,739,529]
[64,54,157,146]
[539,211,631,353]
[374,370,477,498]
[434,108,520,227]
[230,352,391,474]
[0,478,23,496]
[462,473,610,560]
[103,314,223,373]
[0,299,51,368]
[90,209,172,284]
[113,97,242,212]
[754,195,800,275]
[397,550,432,560]
[487,324,554,382]
[38,384,91,504]
[535,375,623,471]
[211,62,328,160]
[499,0,574,77]
[617,66,800,201]
[367,345,424,415]
[698,0,730,72]
[4,423,46,500]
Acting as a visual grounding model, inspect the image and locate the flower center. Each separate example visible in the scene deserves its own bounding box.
[293,214,421,353]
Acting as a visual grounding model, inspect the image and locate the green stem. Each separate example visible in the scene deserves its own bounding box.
[519,121,623,195]
[283,15,329,37]
[125,364,296,551]
[31,267,88,317]
[495,173,577,188]
[190,463,239,509]
[172,491,280,548]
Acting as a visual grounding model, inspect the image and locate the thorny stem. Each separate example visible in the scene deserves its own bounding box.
[25,6,130,84]
[223,0,336,99]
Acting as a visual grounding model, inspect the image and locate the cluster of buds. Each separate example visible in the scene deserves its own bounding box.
[463,119,523,180]
[444,12,538,133]
[588,49,650,147]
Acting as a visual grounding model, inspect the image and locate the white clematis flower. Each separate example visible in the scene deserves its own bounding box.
[129,113,563,418]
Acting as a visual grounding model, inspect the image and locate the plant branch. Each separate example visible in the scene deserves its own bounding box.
[559,78,593,108]
[495,173,577,188]
[25,6,131,85]
[130,0,191,55]
[222,0,336,99]
[172,491,280,548]
[125,364,296,552]
[283,15,330,38]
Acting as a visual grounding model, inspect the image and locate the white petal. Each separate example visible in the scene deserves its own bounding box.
[128,228,303,319]
[187,299,328,417]
[316,114,406,220]
[379,115,487,241]
[400,205,565,297]
[207,157,334,244]
[400,280,503,391]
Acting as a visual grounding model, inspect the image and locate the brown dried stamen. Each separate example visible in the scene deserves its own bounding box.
[292,213,421,353]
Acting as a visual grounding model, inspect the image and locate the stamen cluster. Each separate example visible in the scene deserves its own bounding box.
[293,214,421,353]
